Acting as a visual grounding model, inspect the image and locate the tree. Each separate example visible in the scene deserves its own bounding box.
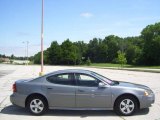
[86,38,108,63]
[87,38,99,62]
[11,54,15,59]
[61,39,80,65]
[117,51,127,67]
[103,35,121,62]
[86,57,91,66]
[74,41,88,64]
[141,22,160,65]
[32,22,160,66]
[96,42,108,62]
[47,41,62,65]
[124,37,144,65]
[2,54,6,58]
[33,52,41,64]
[34,50,48,64]
[125,45,142,64]
[29,56,34,61]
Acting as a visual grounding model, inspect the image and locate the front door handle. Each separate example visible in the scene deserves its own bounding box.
[47,88,53,90]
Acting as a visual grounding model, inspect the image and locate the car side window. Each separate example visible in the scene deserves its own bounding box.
[47,73,75,85]
[75,73,99,87]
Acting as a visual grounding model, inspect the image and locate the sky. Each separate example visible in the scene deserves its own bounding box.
[0,0,160,57]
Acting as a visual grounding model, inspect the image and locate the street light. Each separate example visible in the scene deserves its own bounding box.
[39,0,44,76]
[22,41,26,61]
[26,41,29,65]
[22,41,29,65]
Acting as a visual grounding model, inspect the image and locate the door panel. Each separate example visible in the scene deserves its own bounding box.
[45,84,76,107]
[44,73,76,108]
[76,86,111,108]
[75,73,112,108]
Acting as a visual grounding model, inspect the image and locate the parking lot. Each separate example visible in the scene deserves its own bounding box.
[0,64,160,120]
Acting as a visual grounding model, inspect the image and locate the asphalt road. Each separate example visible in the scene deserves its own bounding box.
[0,64,160,120]
[0,70,13,78]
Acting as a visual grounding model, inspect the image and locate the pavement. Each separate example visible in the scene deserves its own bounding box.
[0,64,160,120]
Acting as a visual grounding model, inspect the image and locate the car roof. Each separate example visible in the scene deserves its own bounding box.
[46,69,93,76]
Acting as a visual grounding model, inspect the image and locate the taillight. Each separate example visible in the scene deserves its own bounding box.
[12,83,17,92]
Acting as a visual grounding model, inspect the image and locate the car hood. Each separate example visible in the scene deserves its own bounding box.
[115,81,150,90]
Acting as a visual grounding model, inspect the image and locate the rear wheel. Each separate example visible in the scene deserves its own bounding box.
[114,96,138,116]
[27,96,48,115]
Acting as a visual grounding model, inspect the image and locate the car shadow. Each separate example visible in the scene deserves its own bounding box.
[0,105,149,117]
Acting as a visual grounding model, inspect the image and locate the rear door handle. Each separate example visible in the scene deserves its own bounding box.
[78,89,85,92]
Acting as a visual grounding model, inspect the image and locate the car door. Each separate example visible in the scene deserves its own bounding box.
[75,73,112,108]
[44,73,76,108]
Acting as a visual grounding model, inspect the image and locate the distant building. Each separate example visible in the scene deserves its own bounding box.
[0,58,10,63]
[13,60,30,64]
[0,58,30,65]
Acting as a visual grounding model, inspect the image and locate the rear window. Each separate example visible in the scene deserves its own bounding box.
[46,73,75,85]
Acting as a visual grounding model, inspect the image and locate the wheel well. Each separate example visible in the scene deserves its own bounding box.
[114,93,140,109]
[25,93,48,107]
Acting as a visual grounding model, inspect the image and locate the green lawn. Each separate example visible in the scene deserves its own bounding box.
[131,65,160,69]
[90,63,132,67]
[88,63,160,69]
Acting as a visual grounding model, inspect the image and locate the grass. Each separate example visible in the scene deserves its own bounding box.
[90,63,132,68]
[82,63,160,73]
[87,63,160,69]
[132,65,160,69]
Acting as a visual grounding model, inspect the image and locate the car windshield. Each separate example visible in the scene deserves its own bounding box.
[91,72,114,85]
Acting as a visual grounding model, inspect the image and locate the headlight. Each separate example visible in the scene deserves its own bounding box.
[144,91,149,96]
[144,90,152,96]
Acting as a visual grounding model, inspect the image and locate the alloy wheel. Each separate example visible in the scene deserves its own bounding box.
[30,99,44,114]
[120,99,135,115]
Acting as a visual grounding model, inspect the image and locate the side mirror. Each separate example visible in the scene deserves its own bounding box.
[98,82,106,88]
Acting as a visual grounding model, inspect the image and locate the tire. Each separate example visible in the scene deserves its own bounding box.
[27,96,48,115]
[114,95,138,116]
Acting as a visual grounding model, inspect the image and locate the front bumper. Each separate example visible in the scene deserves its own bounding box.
[140,93,155,109]
[10,93,27,108]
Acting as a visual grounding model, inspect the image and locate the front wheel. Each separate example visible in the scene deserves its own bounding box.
[114,96,138,116]
[27,96,48,115]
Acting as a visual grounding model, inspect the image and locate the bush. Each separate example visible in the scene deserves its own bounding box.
[117,51,127,67]
[86,57,91,66]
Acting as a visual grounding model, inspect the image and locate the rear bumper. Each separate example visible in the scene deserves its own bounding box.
[10,93,27,108]
[140,93,155,109]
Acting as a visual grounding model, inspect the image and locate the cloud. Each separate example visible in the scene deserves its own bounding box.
[80,12,93,18]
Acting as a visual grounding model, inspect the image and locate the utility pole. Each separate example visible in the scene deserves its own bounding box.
[40,0,44,76]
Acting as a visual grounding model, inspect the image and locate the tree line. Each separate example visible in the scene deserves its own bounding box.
[33,22,160,66]
[0,54,29,60]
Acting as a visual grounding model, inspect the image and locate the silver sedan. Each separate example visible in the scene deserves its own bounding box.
[10,69,155,116]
